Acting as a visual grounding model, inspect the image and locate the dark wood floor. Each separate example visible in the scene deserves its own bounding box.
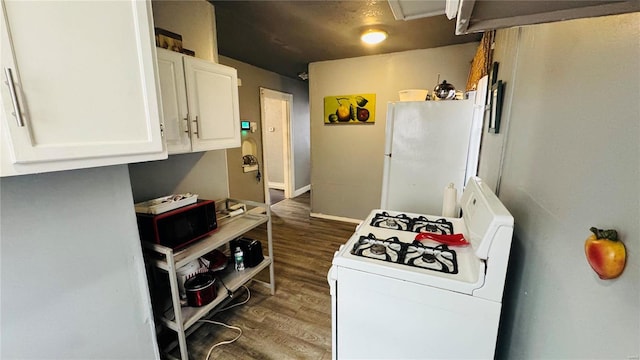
[181,192,356,359]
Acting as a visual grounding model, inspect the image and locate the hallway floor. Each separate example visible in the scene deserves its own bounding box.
[268,188,285,205]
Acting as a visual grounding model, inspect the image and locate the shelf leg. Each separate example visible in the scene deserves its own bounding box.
[266,208,276,295]
[166,251,189,360]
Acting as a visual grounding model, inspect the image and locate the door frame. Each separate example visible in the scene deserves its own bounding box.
[259,87,294,201]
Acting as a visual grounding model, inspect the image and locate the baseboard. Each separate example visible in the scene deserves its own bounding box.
[309,212,362,225]
[292,184,311,197]
[268,182,285,190]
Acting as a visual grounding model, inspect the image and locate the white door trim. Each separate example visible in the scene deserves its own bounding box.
[259,87,294,201]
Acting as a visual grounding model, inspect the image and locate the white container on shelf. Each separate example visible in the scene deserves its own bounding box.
[398,89,428,101]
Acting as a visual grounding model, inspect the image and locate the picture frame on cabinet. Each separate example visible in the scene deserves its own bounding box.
[155,28,183,52]
[489,80,505,134]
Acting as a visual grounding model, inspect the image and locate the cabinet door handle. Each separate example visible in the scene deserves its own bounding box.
[4,68,25,127]
[183,116,189,133]
[192,115,199,138]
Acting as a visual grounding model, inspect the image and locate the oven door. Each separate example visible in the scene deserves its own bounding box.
[334,266,502,359]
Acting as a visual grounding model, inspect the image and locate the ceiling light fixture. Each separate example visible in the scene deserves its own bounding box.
[361,29,387,45]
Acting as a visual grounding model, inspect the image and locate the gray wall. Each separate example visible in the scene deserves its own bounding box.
[220,55,310,202]
[128,151,230,203]
[484,13,639,359]
[308,43,479,220]
[1,166,158,359]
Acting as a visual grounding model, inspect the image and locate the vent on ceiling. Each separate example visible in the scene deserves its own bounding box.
[388,0,448,20]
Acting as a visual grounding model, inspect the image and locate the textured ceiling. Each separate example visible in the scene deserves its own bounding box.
[209,1,482,80]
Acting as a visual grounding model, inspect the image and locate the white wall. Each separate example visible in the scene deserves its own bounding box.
[1,166,158,359]
[483,13,640,359]
[309,43,479,220]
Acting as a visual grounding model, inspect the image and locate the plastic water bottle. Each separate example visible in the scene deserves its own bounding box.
[234,247,245,271]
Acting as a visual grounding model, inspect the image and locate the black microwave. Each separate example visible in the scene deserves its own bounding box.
[136,200,217,249]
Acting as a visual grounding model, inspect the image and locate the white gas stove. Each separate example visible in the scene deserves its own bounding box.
[328,177,514,359]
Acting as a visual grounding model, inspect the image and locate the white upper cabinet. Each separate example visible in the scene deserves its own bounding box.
[1,0,165,176]
[156,48,191,154]
[156,48,240,155]
[184,56,240,152]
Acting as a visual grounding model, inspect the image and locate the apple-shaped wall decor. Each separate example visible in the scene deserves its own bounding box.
[584,227,626,279]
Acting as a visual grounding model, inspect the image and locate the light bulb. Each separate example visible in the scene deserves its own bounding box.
[361,30,387,45]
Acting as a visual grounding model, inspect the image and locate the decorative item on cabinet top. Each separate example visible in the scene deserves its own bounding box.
[154,27,195,56]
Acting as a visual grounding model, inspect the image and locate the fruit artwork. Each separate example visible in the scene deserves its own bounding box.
[324,94,376,124]
[584,227,626,280]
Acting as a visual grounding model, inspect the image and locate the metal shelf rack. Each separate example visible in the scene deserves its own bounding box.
[141,198,275,359]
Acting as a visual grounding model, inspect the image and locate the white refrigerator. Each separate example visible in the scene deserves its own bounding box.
[380,95,484,215]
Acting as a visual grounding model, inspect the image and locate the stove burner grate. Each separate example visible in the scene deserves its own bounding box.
[370,212,454,235]
[411,216,454,235]
[351,233,458,274]
[369,212,412,231]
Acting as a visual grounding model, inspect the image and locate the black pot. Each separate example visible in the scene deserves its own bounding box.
[184,273,217,307]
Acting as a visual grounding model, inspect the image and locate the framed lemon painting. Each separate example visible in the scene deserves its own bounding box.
[324,94,376,124]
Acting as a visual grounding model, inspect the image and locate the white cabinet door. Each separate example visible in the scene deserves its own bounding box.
[0,1,164,171]
[156,48,190,154]
[184,57,240,152]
